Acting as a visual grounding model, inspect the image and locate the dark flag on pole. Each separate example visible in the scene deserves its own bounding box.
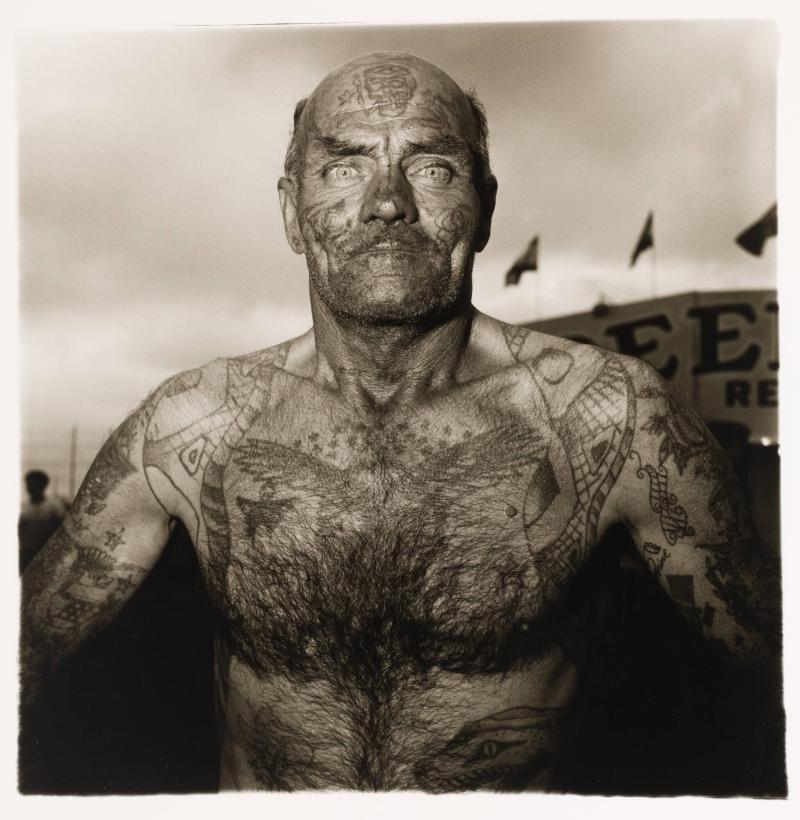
[505,236,539,285]
[630,212,654,268]
[735,203,777,256]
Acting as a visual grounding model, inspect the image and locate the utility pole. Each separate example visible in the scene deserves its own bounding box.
[68,425,77,501]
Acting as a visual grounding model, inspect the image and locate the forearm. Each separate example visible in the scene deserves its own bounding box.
[20,525,149,702]
[701,531,781,664]
[620,359,782,666]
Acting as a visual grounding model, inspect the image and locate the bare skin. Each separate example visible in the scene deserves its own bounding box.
[21,52,779,792]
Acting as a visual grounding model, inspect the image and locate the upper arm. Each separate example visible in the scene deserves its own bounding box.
[67,397,173,564]
[610,359,780,664]
[21,380,177,677]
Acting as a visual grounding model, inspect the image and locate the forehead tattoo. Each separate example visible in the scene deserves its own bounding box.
[322,62,472,139]
[291,56,486,182]
[362,63,417,116]
[334,61,419,118]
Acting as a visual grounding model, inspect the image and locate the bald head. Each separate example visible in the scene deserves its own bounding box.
[284,52,492,192]
[277,51,498,325]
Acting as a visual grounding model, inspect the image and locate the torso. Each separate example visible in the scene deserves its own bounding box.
[142,318,636,791]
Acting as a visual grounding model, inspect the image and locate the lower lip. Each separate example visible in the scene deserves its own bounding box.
[355,249,419,256]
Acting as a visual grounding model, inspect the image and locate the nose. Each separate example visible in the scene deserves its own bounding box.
[358,165,419,225]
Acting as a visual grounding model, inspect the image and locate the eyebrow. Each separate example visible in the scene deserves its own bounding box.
[312,133,470,160]
[313,135,377,157]
[405,135,470,157]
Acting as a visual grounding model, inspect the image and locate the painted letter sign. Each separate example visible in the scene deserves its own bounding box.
[526,290,778,443]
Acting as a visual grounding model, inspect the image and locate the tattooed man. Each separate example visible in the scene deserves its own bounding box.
[22,52,779,792]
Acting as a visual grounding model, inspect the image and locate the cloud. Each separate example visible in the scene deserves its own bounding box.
[21,296,312,434]
[18,30,307,313]
[17,20,778,476]
[18,23,776,313]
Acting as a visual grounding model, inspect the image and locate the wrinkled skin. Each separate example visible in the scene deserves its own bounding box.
[278,52,495,326]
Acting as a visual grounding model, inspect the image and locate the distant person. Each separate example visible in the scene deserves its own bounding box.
[19,470,67,575]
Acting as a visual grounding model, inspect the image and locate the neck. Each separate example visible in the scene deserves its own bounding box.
[309,288,475,412]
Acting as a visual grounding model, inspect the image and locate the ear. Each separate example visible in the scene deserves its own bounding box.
[278,177,306,255]
[474,174,497,253]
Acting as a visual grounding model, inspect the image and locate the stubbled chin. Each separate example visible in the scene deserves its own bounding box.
[330,277,454,323]
[309,249,467,323]
[360,251,427,277]
[341,249,446,279]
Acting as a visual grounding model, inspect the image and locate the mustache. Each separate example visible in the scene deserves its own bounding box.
[337,224,433,256]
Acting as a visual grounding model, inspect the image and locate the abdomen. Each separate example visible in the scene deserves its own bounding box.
[217,645,578,792]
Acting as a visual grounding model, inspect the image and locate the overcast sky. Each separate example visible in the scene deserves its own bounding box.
[16,20,777,492]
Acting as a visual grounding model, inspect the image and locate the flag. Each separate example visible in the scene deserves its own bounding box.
[735,204,777,256]
[505,236,539,285]
[630,212,654,268]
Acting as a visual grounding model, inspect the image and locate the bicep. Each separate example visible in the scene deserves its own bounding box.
[612,363,779,663]
[59,394,173,565]
[22,402,173,657]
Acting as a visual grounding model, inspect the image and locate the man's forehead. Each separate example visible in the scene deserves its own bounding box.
[305,52,476,141]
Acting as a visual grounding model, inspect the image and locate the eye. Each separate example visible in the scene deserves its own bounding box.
[323,163,363,185]
[413,164,453,185]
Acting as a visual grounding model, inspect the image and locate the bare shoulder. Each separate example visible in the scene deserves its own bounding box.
[138,341,295,521]
[144,341,293,441]
[477,313,655,411]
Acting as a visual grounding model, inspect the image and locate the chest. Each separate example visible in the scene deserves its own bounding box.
[225,408,560,544]
[197,403,579,678]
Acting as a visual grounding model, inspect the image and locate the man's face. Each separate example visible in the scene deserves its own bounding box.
[280,54,493,325]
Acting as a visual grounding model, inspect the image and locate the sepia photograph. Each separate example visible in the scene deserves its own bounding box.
[15,16,785,798]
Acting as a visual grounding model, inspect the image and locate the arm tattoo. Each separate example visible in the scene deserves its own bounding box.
[531,356,636,595]
[701,537,780,654]
[643,541,670,579]
[629,449,695,545]
[21,527,148,692]
[664,573,715,629]
[20,368,212,700]
[638,386,742,539]
[72,413,141,519]
[634,384,781,658]
[71,369,202,524]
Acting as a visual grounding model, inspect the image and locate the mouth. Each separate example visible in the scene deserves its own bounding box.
[359,247,418,253]
[353,247,420,257]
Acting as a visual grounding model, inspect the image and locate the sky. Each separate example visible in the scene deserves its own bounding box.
[16,19,778,494]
